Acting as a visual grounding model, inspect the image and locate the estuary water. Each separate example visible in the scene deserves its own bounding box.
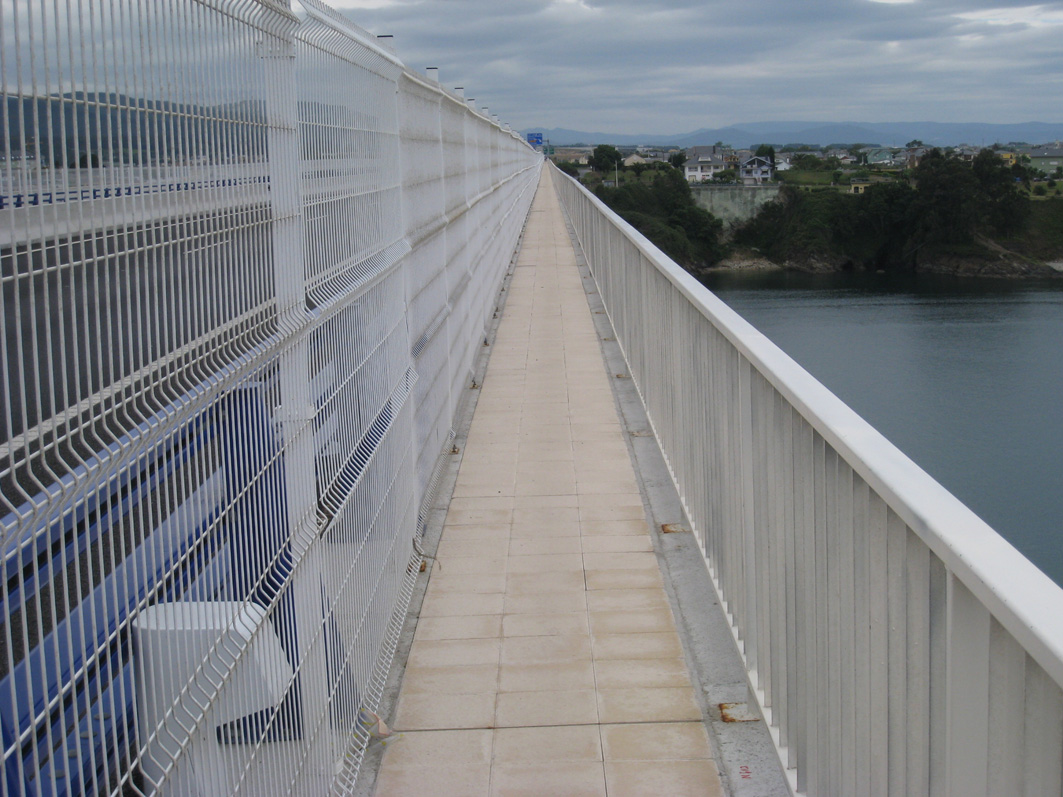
[702,270,1063,586]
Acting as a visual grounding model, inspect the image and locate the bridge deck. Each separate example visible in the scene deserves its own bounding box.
[372,169,726,795]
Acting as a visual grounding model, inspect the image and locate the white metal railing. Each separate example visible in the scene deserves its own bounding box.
[553,165,1063,797]
[0,0,540,793]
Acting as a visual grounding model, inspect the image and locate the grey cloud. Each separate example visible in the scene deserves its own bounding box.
[335,0,1063,132]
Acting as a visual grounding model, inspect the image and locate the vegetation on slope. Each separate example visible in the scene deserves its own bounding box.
[732,149,1060,275]
[593,167,726,274]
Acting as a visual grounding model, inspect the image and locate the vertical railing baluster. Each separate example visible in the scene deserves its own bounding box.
[867,493,889,795]
[944,573,991,797]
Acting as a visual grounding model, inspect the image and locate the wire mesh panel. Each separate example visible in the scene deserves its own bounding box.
[0,0,539,794]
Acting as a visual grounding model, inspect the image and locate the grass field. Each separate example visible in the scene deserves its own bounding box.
[777,170,839,186]
[1001,198,1063,260]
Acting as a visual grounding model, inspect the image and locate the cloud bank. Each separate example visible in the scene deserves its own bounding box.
[333,0,1063,133]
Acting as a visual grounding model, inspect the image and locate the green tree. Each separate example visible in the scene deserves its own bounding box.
[555,161,580,177]
[590,144,623,172]
[668,151,687,169]
[755,144,777,167]
[909,149,984,248]
[972,149,1030,235]
[594,167,725,271]
[791,153,824,171]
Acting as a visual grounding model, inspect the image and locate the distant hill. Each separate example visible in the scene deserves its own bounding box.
[525,122,1063,149]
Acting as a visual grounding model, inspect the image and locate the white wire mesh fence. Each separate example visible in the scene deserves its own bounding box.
[0,0,540,793]
[554,165,1063,797]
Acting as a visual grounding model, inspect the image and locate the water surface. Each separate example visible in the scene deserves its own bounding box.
[703,270,1063,586]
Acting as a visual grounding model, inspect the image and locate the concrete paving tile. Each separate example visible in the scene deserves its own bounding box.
[407,637,501,668]
[419,592,505,618]
[593,658,692,689]
[400,664,499,695]
[600,722,713,761]
[424,572,506,595]
[579,519,650,537]
[512,494,579,509]
[506,571,585,595]
[512,505,580,526]
[585,589,669,613]
[511,520,581,538]
[584,568,664,591]
[502,612,589,637]
[516,461,576,480]
[580,535,653,553]
[604,760,723,797]
[489,762,607,797]
[414,615,502,641]
[588,608,677,635]
[572,463,636,480]
[514,474,578,496]
[570,423,624,440]
[591,632,683,660]
[393,691,496,731]
[492,725,602,763]
[449,495,515,513]
[498,660,596,693]
[509,536,582,556]
[506,553,585,573]
[441,523,511,541]
[578,504,646,523]
[504,590,587,615]
[501,634,592,665]
[379,728,493,769]
[597,687,702,724]
[447,507,515,526]
[432,555,507,575]
[374,763,490,796]
[582,552,659,572]
[436,538,509,558]
[578,493,644,508]
[576,479,641,496]
[495,689,599,728]
[453,481,517,498]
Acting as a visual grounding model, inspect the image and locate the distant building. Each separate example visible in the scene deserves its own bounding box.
[850,178,872,194]
[1025,147,1063,175]
[860,148,899,166]
[740,155,774,185]
[683,146,731,182]
[905,147,930,168]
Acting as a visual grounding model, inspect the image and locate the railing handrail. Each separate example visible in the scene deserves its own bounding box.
[553,164,1063,691]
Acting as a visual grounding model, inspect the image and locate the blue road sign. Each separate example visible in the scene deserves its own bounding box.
[527,133,543,146]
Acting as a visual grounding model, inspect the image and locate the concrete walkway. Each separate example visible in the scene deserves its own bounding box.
[373,169,725,796]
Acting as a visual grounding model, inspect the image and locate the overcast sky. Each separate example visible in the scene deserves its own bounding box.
[333,0,1063,134]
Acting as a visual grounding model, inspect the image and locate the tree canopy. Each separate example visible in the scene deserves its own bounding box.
[595,168,725,272]
[589,144,623,172]
[734,148,1032,271]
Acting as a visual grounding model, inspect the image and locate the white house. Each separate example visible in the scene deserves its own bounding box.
[740,155,774,185]
[683,146,731,182]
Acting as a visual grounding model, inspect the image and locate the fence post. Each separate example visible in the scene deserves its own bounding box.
[945,573,990,797]
[260,26,332,788]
